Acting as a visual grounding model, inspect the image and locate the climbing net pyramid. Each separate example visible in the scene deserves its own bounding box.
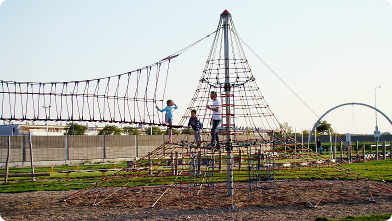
[63,10,392,209]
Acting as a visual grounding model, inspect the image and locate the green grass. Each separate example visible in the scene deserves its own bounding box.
[315,213,391,220]
[1,159,391,193]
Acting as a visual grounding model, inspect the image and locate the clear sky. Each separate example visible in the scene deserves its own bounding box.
[0,0,391,134]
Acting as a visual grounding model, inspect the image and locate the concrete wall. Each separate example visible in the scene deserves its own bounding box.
[296,134,392,143]
[0,133,269,166]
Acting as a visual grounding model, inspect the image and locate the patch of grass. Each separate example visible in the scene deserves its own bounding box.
[315,213,391,220]
[344,159,392,181]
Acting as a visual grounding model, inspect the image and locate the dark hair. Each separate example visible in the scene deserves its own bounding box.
[166,99,172,106]
[210,91,217,97]
[191,110,197,114]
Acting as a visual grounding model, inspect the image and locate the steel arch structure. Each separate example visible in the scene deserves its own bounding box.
[309,102,392,140]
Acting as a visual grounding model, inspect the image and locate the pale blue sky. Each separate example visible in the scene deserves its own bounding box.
[0,0,391,134]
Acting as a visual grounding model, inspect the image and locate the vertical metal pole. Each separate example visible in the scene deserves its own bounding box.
[103,135,106,163]
[376,141,379,160]
[221,10,233,196]
[148,152,152,175]
[390,141,392,159]
[135,135,138,160]
[314,129,317,154]
[329,130,332,159]
[340,141,343,158]
[5,136,11,183]
[22,134,26,167]
[382,140,386,160]
[65,134,69,163]
[363,145,366,162]
[29,133,35,181]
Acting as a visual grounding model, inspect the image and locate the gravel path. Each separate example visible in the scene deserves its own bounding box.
[1,181,391,220]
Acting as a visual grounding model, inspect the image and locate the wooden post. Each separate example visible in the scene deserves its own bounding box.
[5,136,11,183]
[29,133,35,182]
[382,140,386,160]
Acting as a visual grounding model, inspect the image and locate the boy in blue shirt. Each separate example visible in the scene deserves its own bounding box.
[187,109,202,147]
[156,99,178,143]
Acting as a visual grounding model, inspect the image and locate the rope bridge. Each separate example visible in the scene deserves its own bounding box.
[0,32,215,126]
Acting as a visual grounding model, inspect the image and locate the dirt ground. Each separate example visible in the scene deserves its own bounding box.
[0,180,391,221]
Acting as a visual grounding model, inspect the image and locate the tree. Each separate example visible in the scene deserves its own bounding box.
[64,123,87,135]
[279,122,294,136]
[316,120,333,135]
[123,126,141,135]
[182,128,194,134]
[98,125,122,135]
[171,128,181,135]
[145,126,164,135]
[302,129,309,137]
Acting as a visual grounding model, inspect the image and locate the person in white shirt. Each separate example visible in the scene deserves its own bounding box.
[206,91,221,148]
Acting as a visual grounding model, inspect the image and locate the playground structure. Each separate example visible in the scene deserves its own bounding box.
[1,10,392,209]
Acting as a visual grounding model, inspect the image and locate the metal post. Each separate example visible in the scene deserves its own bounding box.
[340,141,343,158]
[382,140,386,160]
[148,152,152,175]
[333,145,336,160]
[239,149,242,170]
[5,136,11,183]
[65,134,69,163]
[219,150,222,172]
[221,10,233,196]
[135,135,138,160]
[375,141,379,160]
[314,129,317,154]
[29,133,35,181]
[103,135,106,163]
[22,134,26,167]
[390,140,392,159]
[175,152,178,175]
[363,145,366,162]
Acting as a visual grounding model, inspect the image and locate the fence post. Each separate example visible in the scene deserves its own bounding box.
[5,136,11,183]
[340,142,343,158]
[22,134,26,167]
[390,140,392,159]
[382,140,386,160]
[135,135,138,159]
[148,152,152,175]
[333,145,336,160]
[29,133,35,182]
[65,135,69,163]
[363,145,366,162]
[103,135,106,163]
